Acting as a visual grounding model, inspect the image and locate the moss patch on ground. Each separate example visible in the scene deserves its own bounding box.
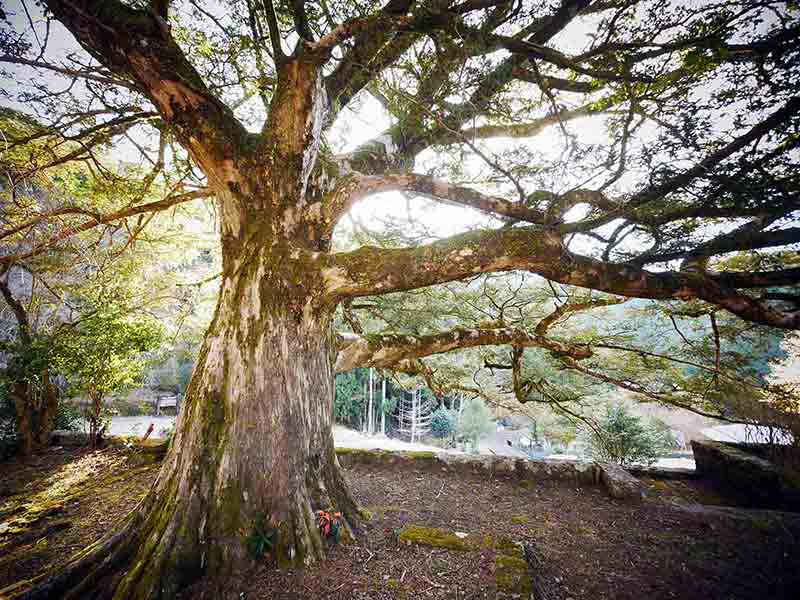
[495,553,533,596]
[397,524,534,597]
[398,525,485,552]
[511,514,530,524]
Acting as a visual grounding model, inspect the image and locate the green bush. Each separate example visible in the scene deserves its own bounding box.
[107,397,147,417]
[334,371,364,427]
[0,385,17,459]
[54,401,83,431]
[579,404,676,467]
[457,398,495,453]
[431,407,456,439]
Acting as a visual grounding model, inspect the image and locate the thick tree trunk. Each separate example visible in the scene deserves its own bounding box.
[38,370,59,448]
[12,372,58,456]
[12,383,34,456]
[112,258,357,597]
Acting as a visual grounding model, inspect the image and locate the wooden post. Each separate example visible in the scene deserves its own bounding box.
[410,390,415,444]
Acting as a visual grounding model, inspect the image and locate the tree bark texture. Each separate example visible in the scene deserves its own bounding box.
[109,256,357,598]
[10,372,59,456]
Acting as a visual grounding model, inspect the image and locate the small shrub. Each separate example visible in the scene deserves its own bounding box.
[430,407,456,439]
[159,423,176,446]
[246,514,275,559]
[579,404,676,467]
[316,510,343,543]
[457,398,495,453]
[53,401,82,431]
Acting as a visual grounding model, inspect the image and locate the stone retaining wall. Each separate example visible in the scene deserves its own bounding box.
[49,433,646,502]
[335,448,645,502]
[692,440,800,511]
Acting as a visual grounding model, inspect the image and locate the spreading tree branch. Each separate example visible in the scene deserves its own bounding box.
[335,325,592,373]
[42,0,250,182]
[0,189,212,265]
[323,226,800,329]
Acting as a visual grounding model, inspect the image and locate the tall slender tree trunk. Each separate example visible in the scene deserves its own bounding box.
[11,382,34,456]
[368,368,374,435]
[381,377,386,436]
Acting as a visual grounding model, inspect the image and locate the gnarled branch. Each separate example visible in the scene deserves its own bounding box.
[335,325,592,373]
[323,226,800,329]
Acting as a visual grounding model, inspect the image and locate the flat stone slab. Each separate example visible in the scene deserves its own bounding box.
[691,440,800,510]
[627,465,698,480]
[599,462,645,503]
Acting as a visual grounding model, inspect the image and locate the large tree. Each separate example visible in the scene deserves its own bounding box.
[1,0,799,597]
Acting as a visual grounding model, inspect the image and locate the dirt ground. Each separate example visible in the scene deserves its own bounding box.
[1,447,799,600]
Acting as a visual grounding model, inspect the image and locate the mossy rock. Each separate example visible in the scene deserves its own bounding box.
[107,436,169,460]
[401,450,437,459]
[335,448,385,466]
[359,508,374,522]
[431,556,450,574]
[398,525,484,552]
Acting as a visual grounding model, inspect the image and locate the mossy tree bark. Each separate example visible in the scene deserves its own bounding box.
[105,250,358,598]
[10,373,59,456]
